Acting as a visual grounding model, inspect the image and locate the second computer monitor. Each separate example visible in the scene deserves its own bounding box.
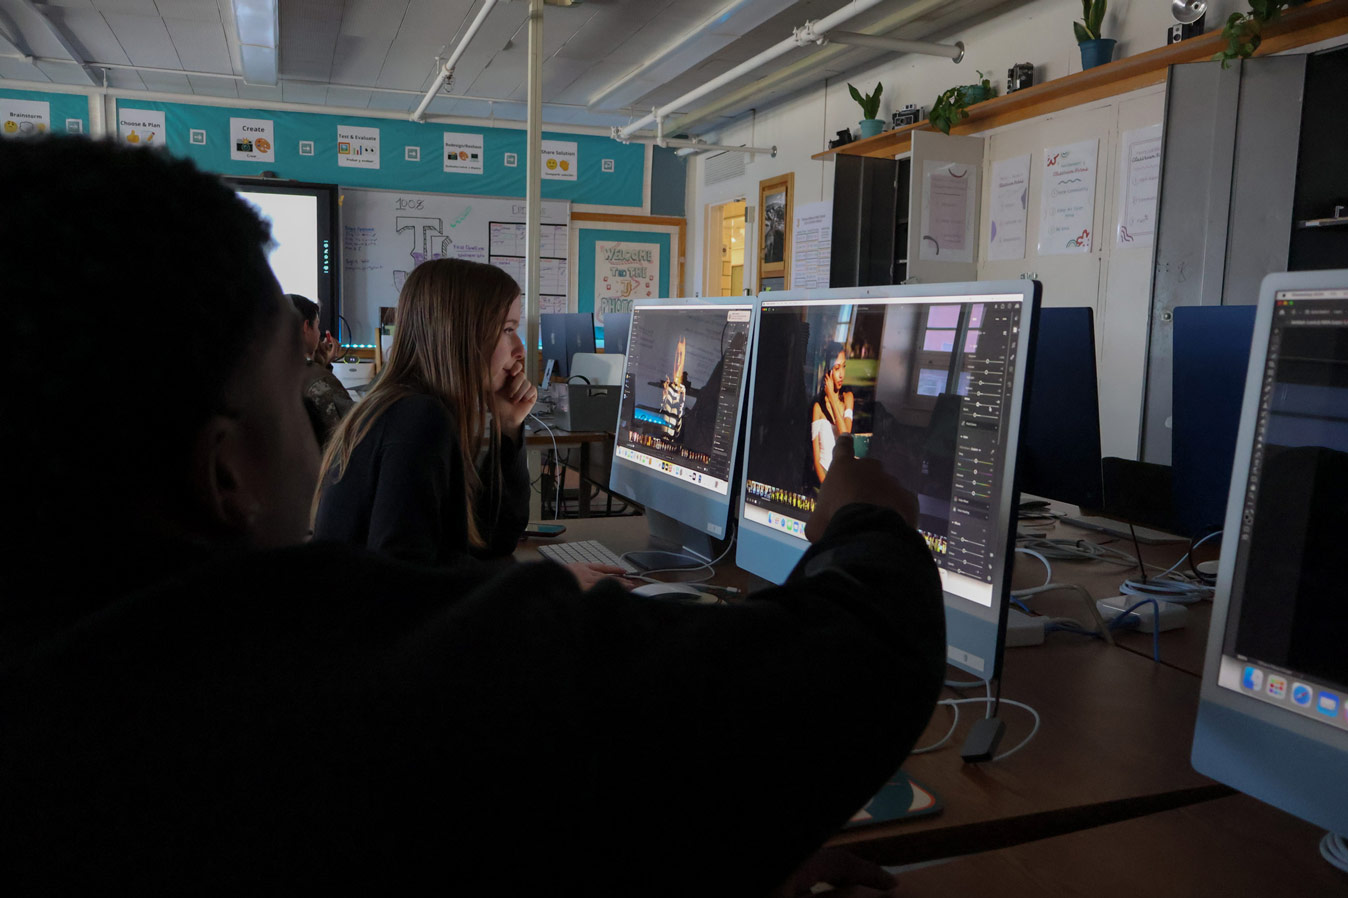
[600,312,632,357]
[541,313,596,378]
[609,299,755,557]
[737,282,1040,679]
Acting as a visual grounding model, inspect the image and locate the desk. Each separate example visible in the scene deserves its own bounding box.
[522,422,611,518]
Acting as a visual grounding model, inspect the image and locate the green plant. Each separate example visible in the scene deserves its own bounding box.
[848,81,883,120]
[929,86,969,135]
[1215,0,1290,67]
[1073,0,1108,42]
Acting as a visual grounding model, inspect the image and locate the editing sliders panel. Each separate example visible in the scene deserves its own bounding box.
[946,303,1020,583]
[709,321,749,465]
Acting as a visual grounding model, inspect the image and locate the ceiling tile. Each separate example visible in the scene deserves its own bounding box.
[103,12,183,68]
[151,0,221,22]
[280,80,330,105]
[0,56,49,81]
[323,85,374,108]
[164,17,232,73]
[136,69,191,92]
[236,82,284,102]
[90,0,159,13]
[187,73,239,97]
[40,7,132,64]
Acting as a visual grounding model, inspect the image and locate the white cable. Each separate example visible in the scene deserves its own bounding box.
[629,524,738,583]
[527,413,562,519]
[941,697,1042,761]
[911,702,960,754]
[1012,547,1052,597]
[1321,832,1348,873]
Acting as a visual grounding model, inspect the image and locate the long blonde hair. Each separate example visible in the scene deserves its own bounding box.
[316,258,521,548]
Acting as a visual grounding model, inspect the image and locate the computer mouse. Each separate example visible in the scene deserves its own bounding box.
[629,582,719,605]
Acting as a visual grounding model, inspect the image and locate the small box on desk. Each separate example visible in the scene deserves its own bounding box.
[553,383,621,432]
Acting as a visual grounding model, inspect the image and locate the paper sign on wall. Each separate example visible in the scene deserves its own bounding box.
[337,124,380,169]
[919,161,978,263]
[1038,138,1098,255]
[1,98,49,138]
[791,201,832,289]
[595,242,659,315]
[1117,124,1163,248]
[542,139,578,181]
[444,132,484,174]
[230,117,275,162]
[118,108,166,147]
[988,155,1031,262]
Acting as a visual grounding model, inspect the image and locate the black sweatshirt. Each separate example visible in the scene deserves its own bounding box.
[0,504,945,895]
[313,392,531,563]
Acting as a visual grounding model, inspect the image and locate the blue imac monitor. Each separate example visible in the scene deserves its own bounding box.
[1192,270,1348,836]
[600,312,632,356]
[736,282,1040,679]
[609,298,755,562]
[541,313,596,378]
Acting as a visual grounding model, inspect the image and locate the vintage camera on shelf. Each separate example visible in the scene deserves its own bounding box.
[828,128,854,149]
[1168,0,1207,44]
[892,105,924,128]
[1007,63,1034,93]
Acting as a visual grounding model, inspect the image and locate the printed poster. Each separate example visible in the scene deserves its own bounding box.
[1,98,49,138]
[542,139,578,181]
[230,117,275,163]
[444,132,484,174]
[118,108,166,148]
[1117,124,1163,248]
[988,155,1031,262]
[919,161,978,263]
[337,124,380,169]
[595,242,659,318]
[791,201,832,289]
[1038,138,1098,255]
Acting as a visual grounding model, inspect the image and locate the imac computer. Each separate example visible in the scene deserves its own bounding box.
[1016,307,1104,513]
[227,178,340,339]
[1192,269,1348,838]
[609,298,755,567]
[540,313,597,378]
[600,312,633,357]
[736,282,1040,679]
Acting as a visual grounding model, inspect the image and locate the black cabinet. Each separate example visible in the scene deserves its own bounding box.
[829,154,910,288]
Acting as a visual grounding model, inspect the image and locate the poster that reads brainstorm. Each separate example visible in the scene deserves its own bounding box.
[230,117,275,163]
[1,98,49,139]
[118,108,166,148]
[443,132,484,174]
[595,241,659,321]
[541,139,578,181]
[337,124,380,169]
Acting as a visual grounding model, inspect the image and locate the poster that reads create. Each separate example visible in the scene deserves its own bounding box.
[118,108,166,148]
[541,139,578,181]
[337,124,380,169]
[443,132,484,174]
[230,117,275,163]
[595,241,659,318]
[1,98,49,138]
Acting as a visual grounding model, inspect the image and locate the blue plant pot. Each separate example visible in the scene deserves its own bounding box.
[1079,38,1117,69]
[858,118,884,139]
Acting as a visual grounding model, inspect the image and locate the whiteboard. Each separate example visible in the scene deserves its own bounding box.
[340,186,570,342]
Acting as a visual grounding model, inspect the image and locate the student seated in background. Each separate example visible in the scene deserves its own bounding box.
[288,293,354,444]
[310,257,624,587]
[0,137,944,896]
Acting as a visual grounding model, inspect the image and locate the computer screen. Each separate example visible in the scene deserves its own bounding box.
[540,313,596,378]
[1017,307,1103,512]
[1193,270,1348,836]
[600,312,632,357]
[609,299,754,550]
[737,282,1040,679]
[229,179,339,339]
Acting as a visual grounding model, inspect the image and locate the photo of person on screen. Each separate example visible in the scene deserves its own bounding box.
[660,337,689,440]
[811,342,854,484]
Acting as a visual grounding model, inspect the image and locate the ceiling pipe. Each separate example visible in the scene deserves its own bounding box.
[663,137,775,157]
[821,31,963,62]
[615,0,888,140]
[412,0,500,122]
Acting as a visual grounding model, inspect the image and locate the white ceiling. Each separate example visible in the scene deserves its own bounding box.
[0,0,1021,133]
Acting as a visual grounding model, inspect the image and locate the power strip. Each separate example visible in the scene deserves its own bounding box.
[1096,597,1188,633]
[1005,607,1046,646]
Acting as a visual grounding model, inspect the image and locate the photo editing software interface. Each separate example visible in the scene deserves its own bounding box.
[743,295,1027,608]
[613,303,754,497]
[1216,289,1348,734]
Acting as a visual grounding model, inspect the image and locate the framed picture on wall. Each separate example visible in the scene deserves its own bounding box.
[757,172,794,291]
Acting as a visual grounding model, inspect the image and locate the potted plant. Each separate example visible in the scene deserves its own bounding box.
[1215,0,1291,67]
[964,71,996,104]
[928,75,997,135]
[848,81,884,139]
[1074,0,1114,69]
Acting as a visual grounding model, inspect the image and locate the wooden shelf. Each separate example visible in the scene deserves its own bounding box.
[812,0,1348,161]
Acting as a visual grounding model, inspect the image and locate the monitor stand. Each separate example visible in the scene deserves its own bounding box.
[626,509,724,571]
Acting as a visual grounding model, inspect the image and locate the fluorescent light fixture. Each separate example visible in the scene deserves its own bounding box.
[233,0,279,85]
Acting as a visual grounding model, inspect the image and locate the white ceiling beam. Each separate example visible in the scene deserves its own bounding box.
[15,0,97,85]
[231,0,278,85]
[412,0,501,122]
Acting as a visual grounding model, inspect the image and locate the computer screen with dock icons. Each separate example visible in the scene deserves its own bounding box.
[736,282,1040,679]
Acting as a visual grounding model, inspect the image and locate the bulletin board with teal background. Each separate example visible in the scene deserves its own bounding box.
[114,98,644,207]
[576,227,673,315]
[1,88,90,135]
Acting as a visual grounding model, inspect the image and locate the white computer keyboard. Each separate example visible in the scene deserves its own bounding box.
[536,539,639,574]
